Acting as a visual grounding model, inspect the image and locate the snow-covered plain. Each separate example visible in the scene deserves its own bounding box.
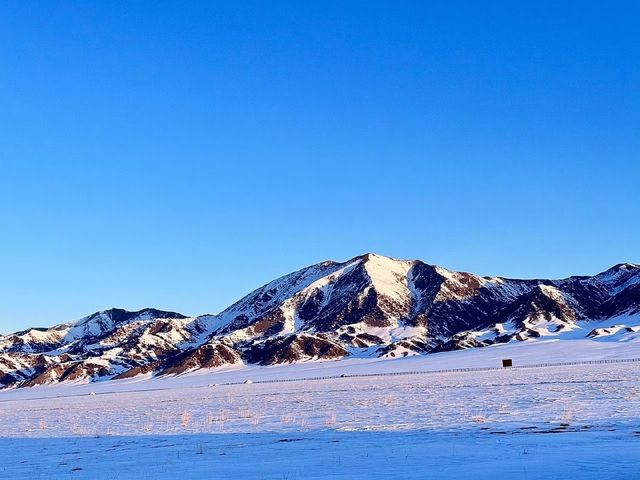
[1,337,639,479]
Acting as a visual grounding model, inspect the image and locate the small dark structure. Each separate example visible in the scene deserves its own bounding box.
[502,358,513,368]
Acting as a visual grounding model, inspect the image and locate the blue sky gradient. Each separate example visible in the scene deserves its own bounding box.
[1,1,638,331]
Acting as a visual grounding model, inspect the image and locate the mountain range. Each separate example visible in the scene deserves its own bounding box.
[1,253,638,388]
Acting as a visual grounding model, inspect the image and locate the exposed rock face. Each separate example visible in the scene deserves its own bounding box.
[597,282,640,317]
[244,334,348,365]
[0,255,638,388]
[159,343,242,376]
[376,339,430,358]
[21,361,111,387]
[431,332,489,353]
[112,362,160,380]
[338,331,384,348]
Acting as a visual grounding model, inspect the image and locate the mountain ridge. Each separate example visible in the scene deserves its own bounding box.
[1,254,638,388]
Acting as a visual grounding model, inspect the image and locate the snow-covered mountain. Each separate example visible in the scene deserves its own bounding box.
[1,254,638,388]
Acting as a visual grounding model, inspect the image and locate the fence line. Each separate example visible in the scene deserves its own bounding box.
[222,357,640,386]
[5,357,638,404]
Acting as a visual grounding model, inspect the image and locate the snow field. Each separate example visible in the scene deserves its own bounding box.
[1,339,638,479]
[1,362,638,438]
[1,429,639,480]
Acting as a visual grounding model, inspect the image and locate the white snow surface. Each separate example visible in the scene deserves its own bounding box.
[1,337,639,478]
[362,254,413,305]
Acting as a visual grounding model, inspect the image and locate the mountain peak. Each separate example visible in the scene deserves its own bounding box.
[355,252,400,262]
[357,252,415,265]
[613,262,640,270]
[355,252,424,267]
[592,263,640,285]
[82,308,187,324]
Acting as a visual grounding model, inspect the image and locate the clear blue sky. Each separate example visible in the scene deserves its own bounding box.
[1,1,638,332]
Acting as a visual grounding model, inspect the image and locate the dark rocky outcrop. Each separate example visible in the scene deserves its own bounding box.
[159,343,242,376]
[244,334,348,365]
